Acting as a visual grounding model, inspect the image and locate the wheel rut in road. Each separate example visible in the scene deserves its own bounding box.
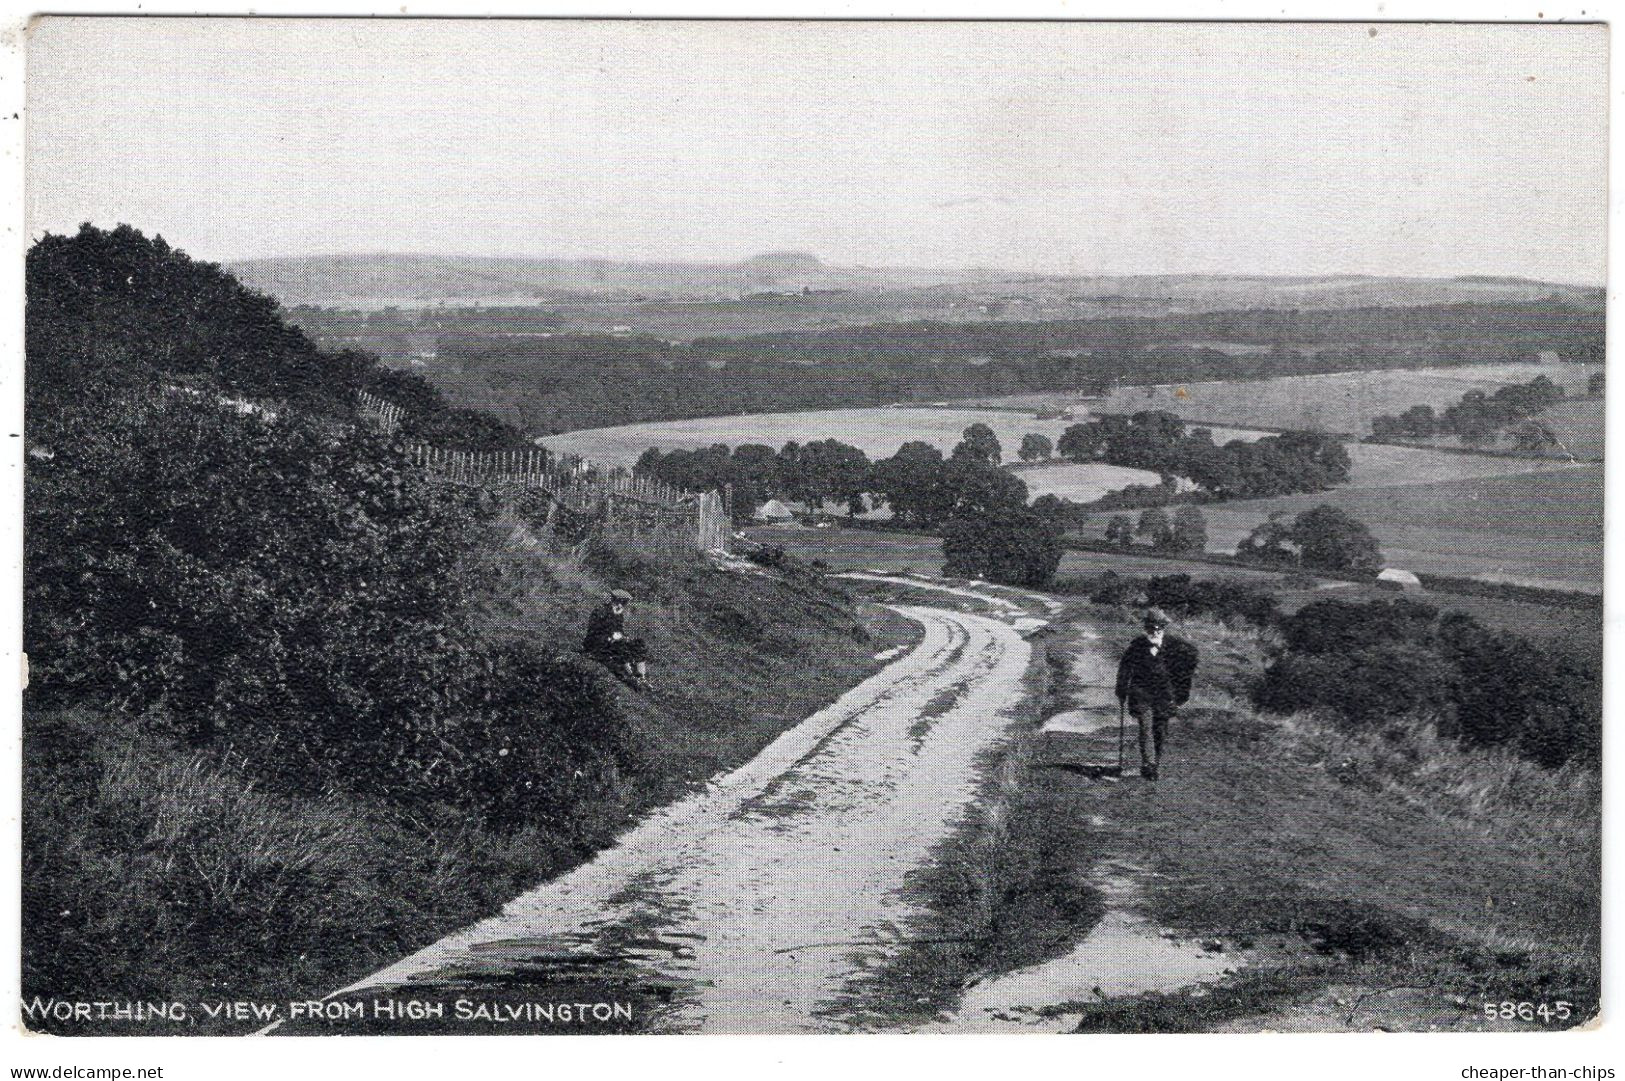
[295,601,1035,1034]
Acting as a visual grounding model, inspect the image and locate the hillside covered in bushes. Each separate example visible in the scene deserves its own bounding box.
[22,225,888,1032]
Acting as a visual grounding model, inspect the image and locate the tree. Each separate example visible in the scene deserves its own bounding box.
[1018,432,1053,462]
[1170,506,1207,553]
[1058,418,1124,462]
[1136,507,1173,549]
[730,443,781,517]
[1397,405,1438,438]
[1236,514,1296,566]
[797,439,871,514]
[1289,505,1383,576]
[948,459,1029,518]
[951,422,1002,465]
[1031,493,1077,528]
[868,441,955,528]
[1510,420,1559,455]
[1104,514,1135,548]
[941,509,1062,588]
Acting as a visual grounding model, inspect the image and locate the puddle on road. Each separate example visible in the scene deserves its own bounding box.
[1039,707,1119,736]
[935,866,1236,1034]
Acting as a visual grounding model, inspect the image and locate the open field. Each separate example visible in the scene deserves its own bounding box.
[1009,461,1165,502]
[972,362,1599,437]
[1338,442,1580,488]
[550,406,1140,469]
[1195,465,1603,594]
[745,524,1600,649]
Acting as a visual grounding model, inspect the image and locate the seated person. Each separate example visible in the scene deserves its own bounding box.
[582,588,649,686]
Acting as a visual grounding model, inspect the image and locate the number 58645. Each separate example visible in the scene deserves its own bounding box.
[1484,1001,1572,1023]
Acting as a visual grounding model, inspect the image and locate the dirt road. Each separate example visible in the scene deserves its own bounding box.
[303,598,1037,1034]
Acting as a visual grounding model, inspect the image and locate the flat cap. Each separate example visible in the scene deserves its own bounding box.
[610,588,633,602]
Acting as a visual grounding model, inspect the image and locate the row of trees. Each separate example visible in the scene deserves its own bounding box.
[636,422,1028,527]
[1102,506,1208,554]
[1091,501,1380,576]
[1368,374,1567,441]
[635,423,1068,588]
[1055,411,1352,500]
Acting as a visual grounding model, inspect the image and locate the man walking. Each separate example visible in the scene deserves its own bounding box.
[1115,608,1198,780]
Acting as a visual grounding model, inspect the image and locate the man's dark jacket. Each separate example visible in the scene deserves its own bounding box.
[582,603,626,657]
[1116,634,1199,710]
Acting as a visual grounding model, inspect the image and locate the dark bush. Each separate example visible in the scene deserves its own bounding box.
[445,643,633,830]
[1256,604,1600,768]
[941,508,1063,588]
[1253,643,1458,726]
[1145,574,1280,627]
[1436,613,1601,766]
[1278,598,1439,655]
[748,543,788,568]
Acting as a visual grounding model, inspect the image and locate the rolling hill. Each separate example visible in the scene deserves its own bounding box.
[229,254,1603,328]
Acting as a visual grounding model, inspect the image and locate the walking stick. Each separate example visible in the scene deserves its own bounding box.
[1118,698,1126,775]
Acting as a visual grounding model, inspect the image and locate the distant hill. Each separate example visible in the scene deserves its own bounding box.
[229,254,1605,330]
[227,252,991,308]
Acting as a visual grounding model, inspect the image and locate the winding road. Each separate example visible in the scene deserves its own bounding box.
[300,595,1039,1034]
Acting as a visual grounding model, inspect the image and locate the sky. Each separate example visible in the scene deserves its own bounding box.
[24,18,1610,283]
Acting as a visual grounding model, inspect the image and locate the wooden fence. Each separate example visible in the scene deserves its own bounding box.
[358,393,729,555]
[356,390,406,434]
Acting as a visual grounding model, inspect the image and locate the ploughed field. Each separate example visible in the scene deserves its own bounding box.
[971,361,1599,437]
[1197,465,1604,595]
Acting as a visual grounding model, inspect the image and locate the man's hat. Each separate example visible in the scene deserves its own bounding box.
[610,588,633,603]
[1142,607,1170,628]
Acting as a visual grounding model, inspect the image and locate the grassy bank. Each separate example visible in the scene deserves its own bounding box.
[23,533,908,1035]
[911,608,1600,1032]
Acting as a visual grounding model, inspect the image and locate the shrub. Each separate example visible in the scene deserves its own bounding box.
[941,509,1063,588]
[1278,598,1438,655]
[1257,603,1600,769]
[444,643,633,831]
[1144,574,1279,627]
[1436,614,1601,767]
[1049,570,1142,606]
[1253,643,1458,726]
[747,543,788,568]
